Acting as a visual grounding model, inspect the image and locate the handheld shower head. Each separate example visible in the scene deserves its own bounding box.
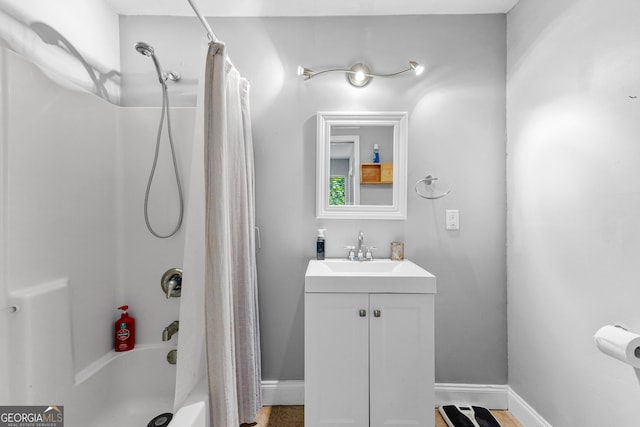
[134,41,154,57]
[135,41,181,85]
[135,41,165,85]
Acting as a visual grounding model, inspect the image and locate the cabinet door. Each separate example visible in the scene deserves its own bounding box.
[305,293,370,426]
[369,294,434,427]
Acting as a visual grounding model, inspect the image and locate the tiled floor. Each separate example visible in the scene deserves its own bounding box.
[244,405,523,426]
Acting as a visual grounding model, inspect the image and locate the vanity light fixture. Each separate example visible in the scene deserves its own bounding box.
[297,61,424,87]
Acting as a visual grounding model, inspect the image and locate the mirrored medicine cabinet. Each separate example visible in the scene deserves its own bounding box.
[316,112,408,220]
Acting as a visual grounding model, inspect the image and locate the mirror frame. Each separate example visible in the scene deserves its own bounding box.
[316,111,408,220]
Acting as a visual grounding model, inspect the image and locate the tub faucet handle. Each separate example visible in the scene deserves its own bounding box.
[161,268,182,299]
[166,278,178,299]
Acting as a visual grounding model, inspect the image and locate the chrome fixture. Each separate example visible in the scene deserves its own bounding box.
[345,246,356,261]
[135,41,184,239]
[2,305,18,314]
[162,320,179,341]
[167,349,178,365]
[347,63,371,87]
[346,231,375,261]
[186,0,216,42]
[134,42,182,84]
[134,41,154,57]
[414,175,451,200]
[161,268,182,299]
[164,71,181,82]
[357,231,366,259]
[297,61,424,87]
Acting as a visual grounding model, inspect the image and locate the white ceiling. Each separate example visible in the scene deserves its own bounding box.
[105,0,520,17]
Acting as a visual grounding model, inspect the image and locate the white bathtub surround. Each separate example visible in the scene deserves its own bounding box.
[175,39,208,412]
[170,379,209,427]
[69,345,176,427]
[6,274,176,426]
[0,43,191,414]
[0,1,120,103]
[7,279,74,404]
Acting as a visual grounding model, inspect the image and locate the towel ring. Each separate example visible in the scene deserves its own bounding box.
[414,175,451,200]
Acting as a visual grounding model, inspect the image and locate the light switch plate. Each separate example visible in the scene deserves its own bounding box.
[446,209,459,230]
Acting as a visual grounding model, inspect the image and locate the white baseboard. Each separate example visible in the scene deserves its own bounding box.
[435,383,509,410]
[262,380,553,427]
[261,380,305,405]
[508,387,552,427]
[261,381,510,409]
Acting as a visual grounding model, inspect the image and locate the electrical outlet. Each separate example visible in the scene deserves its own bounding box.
[446,209,459,230]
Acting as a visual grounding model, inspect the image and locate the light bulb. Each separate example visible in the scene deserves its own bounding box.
[347,63,371,87]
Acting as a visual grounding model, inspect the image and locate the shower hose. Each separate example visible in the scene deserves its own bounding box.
[144,82,184,238]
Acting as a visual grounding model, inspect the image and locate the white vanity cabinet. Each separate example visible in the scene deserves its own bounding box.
[304,286,435,426]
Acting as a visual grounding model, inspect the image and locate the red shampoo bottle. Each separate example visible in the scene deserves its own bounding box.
[114,305,135,352]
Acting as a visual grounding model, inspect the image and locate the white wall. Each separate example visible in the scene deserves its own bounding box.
[120,15,508,385]
[0,0,120,103]
[507,0,640,425]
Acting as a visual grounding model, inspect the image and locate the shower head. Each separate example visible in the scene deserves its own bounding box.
[135,41,181,86]
[135,41,165,85]
[134,41,155,57]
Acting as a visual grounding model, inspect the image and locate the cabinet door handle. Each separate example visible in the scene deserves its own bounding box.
[373,309,381,318]
[359,309,367,317]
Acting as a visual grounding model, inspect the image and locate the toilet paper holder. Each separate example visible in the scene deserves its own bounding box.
[594,324,640,366]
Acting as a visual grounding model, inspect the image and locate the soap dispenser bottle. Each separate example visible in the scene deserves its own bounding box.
[316,229,326,260]
[114,305,135,352]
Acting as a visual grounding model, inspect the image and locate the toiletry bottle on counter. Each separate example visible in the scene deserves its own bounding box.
[373,144,380,163]
[316,229,326,260]
[115,305,135,352]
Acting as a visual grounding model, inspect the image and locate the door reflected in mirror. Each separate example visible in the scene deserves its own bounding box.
[317,112,408,220]
[330,126,394,207]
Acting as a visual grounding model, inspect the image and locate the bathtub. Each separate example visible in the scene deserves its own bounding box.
[169,379,209,427]
[6,281,185,427]
[67,344,177,427]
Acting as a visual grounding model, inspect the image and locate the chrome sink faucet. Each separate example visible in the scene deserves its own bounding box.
[357,232,376,261]
[345,232,376,261]
[357,231,366,261]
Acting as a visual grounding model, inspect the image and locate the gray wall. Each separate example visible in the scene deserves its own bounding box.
[120,15,507,384]
[507,0,640,425]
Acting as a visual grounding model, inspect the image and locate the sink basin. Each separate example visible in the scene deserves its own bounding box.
[305,259,436,294]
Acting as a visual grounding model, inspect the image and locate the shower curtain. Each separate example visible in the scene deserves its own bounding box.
[175,40,261,426]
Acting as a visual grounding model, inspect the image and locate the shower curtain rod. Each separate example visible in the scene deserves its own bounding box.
[186,0,216,42]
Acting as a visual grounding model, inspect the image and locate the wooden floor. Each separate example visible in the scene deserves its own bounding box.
[243,405,522,427]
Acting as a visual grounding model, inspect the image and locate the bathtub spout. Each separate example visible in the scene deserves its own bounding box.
[162,320,179,341]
